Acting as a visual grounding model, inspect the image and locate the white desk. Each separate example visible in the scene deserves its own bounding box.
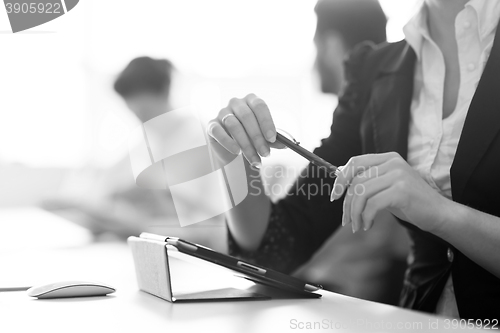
[0,208,483,333]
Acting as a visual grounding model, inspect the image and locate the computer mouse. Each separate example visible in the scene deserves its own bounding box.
[27,281,116,299]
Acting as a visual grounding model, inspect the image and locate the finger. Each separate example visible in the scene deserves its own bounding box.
[331,166,345,201]
[340,163,390,231]
[331,152,400,201]
[349,183,373,233]
[230,98,271,158]
[354,164,388,183]
[350,174,392,232]
[342,184,353,227]
[344,163,391,229]
[339,166,375,229]
[245,94,276,143]
[361,187,398,231]
[207,121,241,155]
[270,141,287,149]
[223,113,261,166]
[363,216,375,231]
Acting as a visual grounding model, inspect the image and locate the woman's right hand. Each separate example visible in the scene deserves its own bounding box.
[207,93,285,167]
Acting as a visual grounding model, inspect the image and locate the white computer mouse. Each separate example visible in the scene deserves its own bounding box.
[27,281,116,299]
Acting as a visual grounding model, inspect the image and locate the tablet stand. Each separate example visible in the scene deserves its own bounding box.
[128,236,270,302]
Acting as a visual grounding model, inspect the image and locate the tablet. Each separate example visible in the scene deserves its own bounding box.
[139,232,323,297]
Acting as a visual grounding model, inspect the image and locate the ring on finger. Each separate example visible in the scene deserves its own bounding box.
[221,113,237,125]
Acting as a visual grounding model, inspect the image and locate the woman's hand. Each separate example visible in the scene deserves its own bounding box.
[330,152,454,234]
[207,94,285,167]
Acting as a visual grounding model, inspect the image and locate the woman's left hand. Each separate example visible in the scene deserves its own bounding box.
[330,152,453,233]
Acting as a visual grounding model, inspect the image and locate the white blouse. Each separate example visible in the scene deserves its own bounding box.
[403,0,500,318]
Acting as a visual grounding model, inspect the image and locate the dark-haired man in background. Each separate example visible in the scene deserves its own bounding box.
[114,56,174,123]
[42,57,180,239]
[314,0,387,95]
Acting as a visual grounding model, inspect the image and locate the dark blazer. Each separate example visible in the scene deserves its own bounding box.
[273,21,500,319]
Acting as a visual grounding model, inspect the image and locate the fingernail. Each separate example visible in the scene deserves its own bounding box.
[352,223,356,233]
[266,130,276,143]
[251,161,262,169]
[363,226,369,231]
[331,184,340,201]
[260,147,270,157]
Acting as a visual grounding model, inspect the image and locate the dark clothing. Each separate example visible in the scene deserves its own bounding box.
[230,21,500,320]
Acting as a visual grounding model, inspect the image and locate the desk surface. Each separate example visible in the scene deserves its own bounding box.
[0,208,483,333]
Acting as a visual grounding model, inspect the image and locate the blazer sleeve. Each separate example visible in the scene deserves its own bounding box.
[228,42,376,274]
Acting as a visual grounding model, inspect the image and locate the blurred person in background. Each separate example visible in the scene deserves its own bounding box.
[43,57,179,239]
[114,57,173,123]
[292,0,410,305]
[313,0,386,95]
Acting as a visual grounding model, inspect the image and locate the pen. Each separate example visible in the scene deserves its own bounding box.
[275,132,338,177]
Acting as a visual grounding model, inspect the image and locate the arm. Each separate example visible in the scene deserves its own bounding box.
[208,43,375,268]
[225,159,272,251]
[436,201,500,279]
[331,152,500,279]
[208,118,275,251]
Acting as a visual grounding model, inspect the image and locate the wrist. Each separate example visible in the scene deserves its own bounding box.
[431,197,468,240]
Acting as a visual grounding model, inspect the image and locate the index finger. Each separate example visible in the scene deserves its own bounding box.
[330,152,397,201]
[207,120,241,155]
[245,94,276,143]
